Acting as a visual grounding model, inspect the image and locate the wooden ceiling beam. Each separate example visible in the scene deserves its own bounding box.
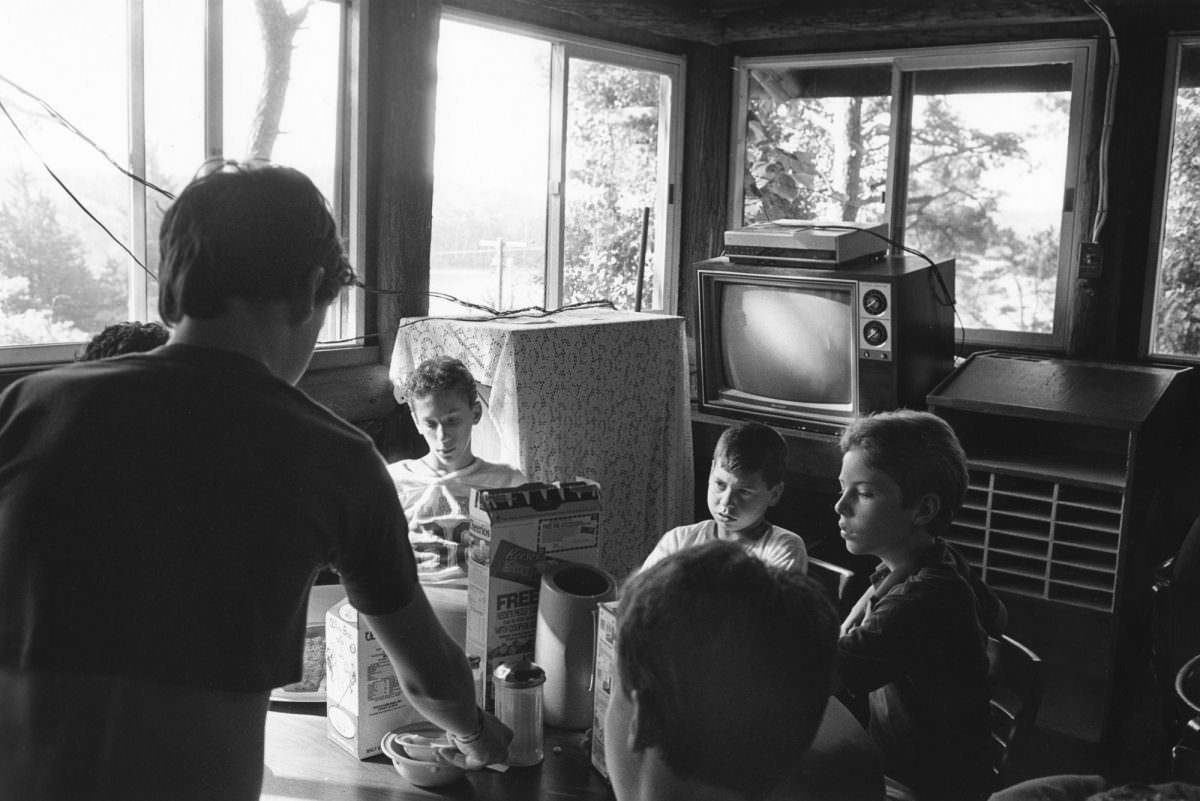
[507,0,1100,44]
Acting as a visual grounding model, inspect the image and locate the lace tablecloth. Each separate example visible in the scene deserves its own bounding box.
[389,309,694,576]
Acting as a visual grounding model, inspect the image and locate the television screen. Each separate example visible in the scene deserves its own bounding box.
[718,281,855,408]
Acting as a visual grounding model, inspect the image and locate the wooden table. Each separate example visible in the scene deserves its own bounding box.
[261,703,615,800]
[260,696,881,801]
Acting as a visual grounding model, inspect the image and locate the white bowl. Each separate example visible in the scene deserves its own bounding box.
[380,730,465,788]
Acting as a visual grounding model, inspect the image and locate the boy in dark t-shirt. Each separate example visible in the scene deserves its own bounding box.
[835,409,1007,801]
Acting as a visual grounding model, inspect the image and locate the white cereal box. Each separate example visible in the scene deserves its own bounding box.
[591,600,619,779]
[325,599,425,759]
[465,479,602,711]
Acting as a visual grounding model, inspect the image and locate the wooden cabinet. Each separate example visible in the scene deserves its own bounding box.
[928,351,1192,750]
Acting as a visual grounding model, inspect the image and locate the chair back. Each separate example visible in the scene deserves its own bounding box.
[986,634,1044,786]
[1173,716,1200,784]
[807,557,857,618]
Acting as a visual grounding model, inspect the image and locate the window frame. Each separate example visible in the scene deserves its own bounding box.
[0,0,368,369]
[730,39,1098,352]
[436,9,686,315]
[1141,33,1200,364]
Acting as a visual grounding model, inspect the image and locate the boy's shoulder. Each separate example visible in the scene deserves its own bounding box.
[466,459,526,487]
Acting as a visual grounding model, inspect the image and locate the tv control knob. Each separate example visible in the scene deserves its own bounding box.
[862,320,888,347]
[862,289,888,316]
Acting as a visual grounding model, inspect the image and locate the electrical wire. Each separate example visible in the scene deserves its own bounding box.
[0,94,155,279]
[0,73,175,201]
[727,220,967,354]
[1082,0,1118,242]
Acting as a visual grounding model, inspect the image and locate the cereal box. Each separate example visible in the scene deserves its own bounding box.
[465,479,602,711]
[591,600,618,779]
[325,599,425,759]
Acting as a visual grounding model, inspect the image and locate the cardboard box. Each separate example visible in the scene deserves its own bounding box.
[591,599,619,780]
[465,479,602,711]
[325,599,425,759]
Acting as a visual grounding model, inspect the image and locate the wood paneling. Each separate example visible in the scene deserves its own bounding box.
[366,0,440,361]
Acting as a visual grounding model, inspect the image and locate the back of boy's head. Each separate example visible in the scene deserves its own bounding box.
[616,540,837,801]
[839,408,968,534]
[157,162,353,325]
[713,421,787,487]
[404,356,477,408]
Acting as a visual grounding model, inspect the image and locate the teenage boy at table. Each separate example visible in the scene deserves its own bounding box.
[606,539,843,801]
[835,409,1007,801]
[0,163,510,801]
[387,355,526,585]
[641,420,808,573]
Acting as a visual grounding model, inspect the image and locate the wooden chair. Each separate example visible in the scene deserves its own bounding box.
[986,634,1044,787]
[807,556,857,618]
[1153,515,1200,747]
[1172,652,1200,783]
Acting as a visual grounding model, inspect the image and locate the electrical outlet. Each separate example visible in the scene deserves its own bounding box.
[1079,241,1103,280]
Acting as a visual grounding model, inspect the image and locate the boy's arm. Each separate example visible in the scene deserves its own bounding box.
[640,526,685,572]
[761,527,808,573]
[361,590,512,767]
[836,590,920,692]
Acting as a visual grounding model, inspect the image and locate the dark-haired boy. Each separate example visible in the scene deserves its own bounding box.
[77,321,169,360]
[0,162,509,799]
[835,409,1007,801]
[642,420,807,573]
[607,539,840,801]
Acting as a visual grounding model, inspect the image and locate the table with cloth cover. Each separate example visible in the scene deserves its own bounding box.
[389,309,694,576]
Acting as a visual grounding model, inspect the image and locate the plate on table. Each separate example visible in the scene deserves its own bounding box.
[270,685,326,704]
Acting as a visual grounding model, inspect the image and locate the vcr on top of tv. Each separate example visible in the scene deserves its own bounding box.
[723,219,889,267]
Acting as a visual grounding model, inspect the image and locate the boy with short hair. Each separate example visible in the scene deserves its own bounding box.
[388,356,526,584]
[606,539,839,801]
[642,420,807,573]
[835,409,1007,801]
[0,163,509,800]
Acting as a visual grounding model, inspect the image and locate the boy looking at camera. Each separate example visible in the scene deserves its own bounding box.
[642,420,807,573]
[834,409,1007,801]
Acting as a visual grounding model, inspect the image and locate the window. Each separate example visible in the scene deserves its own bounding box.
[430,14,683,316]
[0,0,361,366]
[733,42,1096,350]
[1145,36,1200,361]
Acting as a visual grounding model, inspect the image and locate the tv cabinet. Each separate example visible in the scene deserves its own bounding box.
[927,351,1192,750]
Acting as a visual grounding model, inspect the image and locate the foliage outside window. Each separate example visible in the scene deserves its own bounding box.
[430,15,682,316]
[0,0,355,365]
[1146,37,1200,361]
[734,42,1094,350]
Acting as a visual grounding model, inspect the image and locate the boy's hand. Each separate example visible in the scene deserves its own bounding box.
[444,708,513,769]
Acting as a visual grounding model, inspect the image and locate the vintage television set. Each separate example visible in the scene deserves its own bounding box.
[694,255,956,434]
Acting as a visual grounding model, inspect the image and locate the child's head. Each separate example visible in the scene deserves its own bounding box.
[706,422,787,538]
[606,540,837,801]
[77,321,169,361]
[404,356,482,472]
[835,409,967,562]
[158,162,353,326]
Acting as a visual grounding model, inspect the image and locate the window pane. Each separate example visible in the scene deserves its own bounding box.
[430,21,550,315]
[741,65,892,226]
[224,0,345,343]
[1149,43,1200,359]
[223,0,340,196]
[906,64,1072,335]
[0,0,130,347]
[145,0,206,319]
[563,59,671,311]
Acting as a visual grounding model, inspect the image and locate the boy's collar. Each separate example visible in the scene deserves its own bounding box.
[870,538,948,596]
